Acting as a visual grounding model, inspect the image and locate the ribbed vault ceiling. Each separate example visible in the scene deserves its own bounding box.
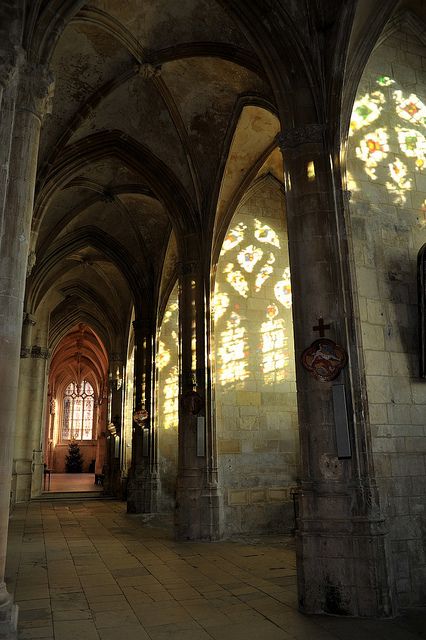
[24,0,425,357]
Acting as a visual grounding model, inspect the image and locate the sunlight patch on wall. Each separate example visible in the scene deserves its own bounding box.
[214,216,292,389]
[217,311,248,384]
[349,77,426,206]
[157,291,179,430]
[261,304,289,384]
[123,346,134,470]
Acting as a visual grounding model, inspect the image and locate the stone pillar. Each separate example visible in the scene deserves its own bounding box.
[279,125,394,617]
[11,313,36,503]
[127,317,158,512]
[14,312,50,502]
[29,346,50,499]
[0,61,54,637]
[175,236,221,540]
[0,48,20,245]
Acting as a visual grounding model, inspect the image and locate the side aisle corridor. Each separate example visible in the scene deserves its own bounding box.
[6,500,426,640]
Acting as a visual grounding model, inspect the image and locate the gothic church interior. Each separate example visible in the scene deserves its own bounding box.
[0,0,426,636]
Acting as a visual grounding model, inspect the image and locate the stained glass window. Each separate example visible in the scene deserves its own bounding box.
[62,380,95,440]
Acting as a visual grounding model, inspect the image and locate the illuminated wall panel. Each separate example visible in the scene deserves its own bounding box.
[214,181,299,535]
[156,283,179,511]
[123,345,134,473]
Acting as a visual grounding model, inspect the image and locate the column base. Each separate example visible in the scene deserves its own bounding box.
[30,450,44,499]
[11,459,32,504]
[200,484,222,540]
[176,478,222,541]
[0,585,18,640]
[296,488,396,617]
[126,464,157,513]
[126,472,144,513]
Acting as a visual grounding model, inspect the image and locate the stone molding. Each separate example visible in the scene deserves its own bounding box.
[20,346,31,358]
[17,62,55,121]
[278,124,325,150]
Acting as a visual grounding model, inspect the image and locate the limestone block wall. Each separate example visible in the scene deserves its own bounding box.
[156,284,179,511]
[214,182,299,536]
[347,27,426,606]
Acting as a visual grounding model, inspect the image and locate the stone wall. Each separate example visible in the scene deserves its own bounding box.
[347,27,426,606]
[52,442,97,472]
[214,180,299,536]
[156,283,179,511]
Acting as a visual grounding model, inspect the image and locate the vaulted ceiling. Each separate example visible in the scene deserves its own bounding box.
[49,323,109,397]
[24,0,425,358]
[27,0,279,356]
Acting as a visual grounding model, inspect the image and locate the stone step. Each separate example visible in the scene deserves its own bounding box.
[33,491,110,500]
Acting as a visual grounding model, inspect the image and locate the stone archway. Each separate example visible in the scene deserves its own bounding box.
[44,324,109,490]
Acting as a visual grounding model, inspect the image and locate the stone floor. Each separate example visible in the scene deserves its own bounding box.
[5,500,426,640]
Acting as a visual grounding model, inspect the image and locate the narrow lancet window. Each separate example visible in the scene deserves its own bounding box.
[62,381,95,440]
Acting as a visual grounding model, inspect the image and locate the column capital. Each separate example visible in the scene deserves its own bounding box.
[278,124,326,151]
[17,62,55,121]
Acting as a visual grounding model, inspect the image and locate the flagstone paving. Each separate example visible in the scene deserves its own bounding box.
[6,500,426,640]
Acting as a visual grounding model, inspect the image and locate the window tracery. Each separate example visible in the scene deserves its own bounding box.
[62,380,95,441]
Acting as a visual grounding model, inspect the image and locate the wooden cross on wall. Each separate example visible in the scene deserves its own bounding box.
[313,318,331,337]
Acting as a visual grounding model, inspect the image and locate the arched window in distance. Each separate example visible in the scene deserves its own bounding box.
[62,380,95,440]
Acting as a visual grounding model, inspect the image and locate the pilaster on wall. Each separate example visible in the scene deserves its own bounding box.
[279,125,395,617]
[175,241,221,541]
